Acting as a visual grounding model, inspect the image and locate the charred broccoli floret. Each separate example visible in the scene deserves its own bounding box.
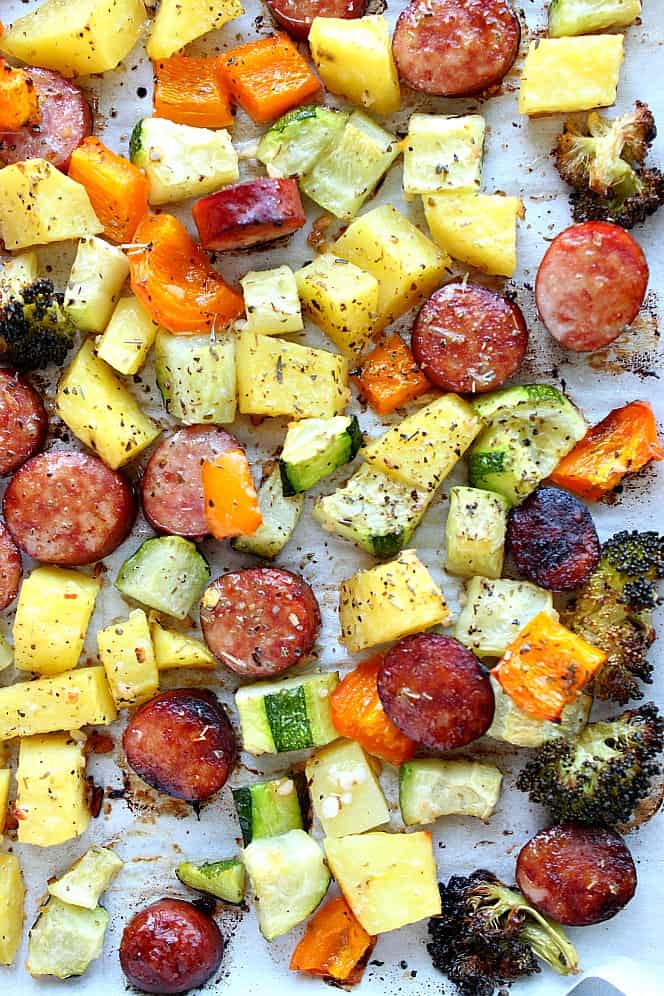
[554,102,664,228]
[517,703,664,828]
[427,871,579,996]
[562,531,664,703]
[0,279,76,370]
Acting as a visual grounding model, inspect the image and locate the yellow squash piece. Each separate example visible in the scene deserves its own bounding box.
[13,567,100,676]
[0,769,10,836]
[147,0,245,60]
[339,549,450,653]
[0,0,145,77]
[0,160,102,250]
[0,853,24,965]
[424,191,524,277]
[56,338,161,469]
[309,16,400,116]
[518,35,624,116]
[16,732,89,846]
[151,620,215,671]
[332,205,450,329]
[295,255,379,358]
[98,609,159,709]
[0,667,117,741]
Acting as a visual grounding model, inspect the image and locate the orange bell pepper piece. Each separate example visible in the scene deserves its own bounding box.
[549,400,664,502]
[0,60,39,130]
[330,655,417,766]
[352,333,433,416]
[153,55,233,129]
[494,611,607,722]
[220,33,320,124]
[68,137,149,245]
[129,213,244,333]
[290,896,376,985]
[202,449,263,540]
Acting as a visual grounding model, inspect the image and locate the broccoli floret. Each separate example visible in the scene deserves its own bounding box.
[554,102,664,229]
[562,531,663,703]
[0,279,76,370]
[517,703,664,828]
[427,871,579,996]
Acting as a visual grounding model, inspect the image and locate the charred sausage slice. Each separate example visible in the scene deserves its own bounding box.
[377,634,495,751]
[0,370,48,477]
[123,689,236,803]
[412,283,528,394]
[516,824,637,926]
[0,524,21,611]
[267,0,367,39]
[200,567,321,677]
[392,0,521,98]
[193,178,306,251]
[3,450,135,566]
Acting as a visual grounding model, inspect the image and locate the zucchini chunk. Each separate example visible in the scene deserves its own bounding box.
[235,672,339,755]
[306,738,389,837]
[243,830,330,940]
[240,265,303,336]
[445,486,509,579]
[115,536,210,620]
[280,415,362,495]
[454,576,556,659]
[257,104,348,179]
[64,236,129,334]
[312,463,432,558]
[176,858,245,904]
[399,758,503,826]
[233,773,307,845]
[469,384,587,506]
[232,466,304,559]
[27,898,108,980]
[48,847,123,911]
[155,330,236,425]
[488,675,592,747]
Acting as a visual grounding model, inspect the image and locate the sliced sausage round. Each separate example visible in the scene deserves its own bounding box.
[377,634,494,751]
[412,283,528,394]
[392,0,521,97]
[516,824,637,926]
[535,222,649,352]
[123,689,236,803]
[120,898,224,995]
[0,524,21,612]
[267,0,367,39]
[200,567,321,677]
[3,450,135,566]
[0,370,48,476]
[0,68,92,171]
[507,486,600,591]
[141,426,240,538]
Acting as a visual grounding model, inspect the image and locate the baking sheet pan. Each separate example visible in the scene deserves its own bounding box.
[1,0,663,993]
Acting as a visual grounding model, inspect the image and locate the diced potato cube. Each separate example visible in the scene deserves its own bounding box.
[454,577,556,659]
[48,846,123,910]
[332,205,450,328]
[424,191,524,277]
[98,609,159,709]
[0,667,117,741]
[56,338,161,469]
[0,770,10,836]
[445,486,509,579]
[236,330,350,419]
[549,0,641,38]
[0,632,12,673]
[295,254,379,358]
[97,296,160,376]
[518,35,624,116]
[16,733,89,846]
[403,114,485,196]
[0,853,24,965]
[0,160,102,250]
[0,251,38,302]
[241,265,303,336]
[339,549,450,653]
[64,236,130,334]
[13,566,100,676]
[309,16,400,116]
[147,0,245,61]
[306,739,390,837]
[151,620,216,670]
[361,393,482,492]
[324,831,441,934]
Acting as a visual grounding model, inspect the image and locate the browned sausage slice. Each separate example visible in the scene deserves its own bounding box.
[412,283,528,394]
[193,178,306,251]
[0,524,21,611]
[123,689,236,803]
[267,0,367,39]
[507,486,601,591]
[377,634,494,751]
[0,68,92,171]
[535,222,649,352]
[141,425,240,538]
[200,567,321,677]
[392,0,521,97]
[0,370,48,476]
[3,450,135,566]
[516,824,637,926]
[120,898,224,995]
